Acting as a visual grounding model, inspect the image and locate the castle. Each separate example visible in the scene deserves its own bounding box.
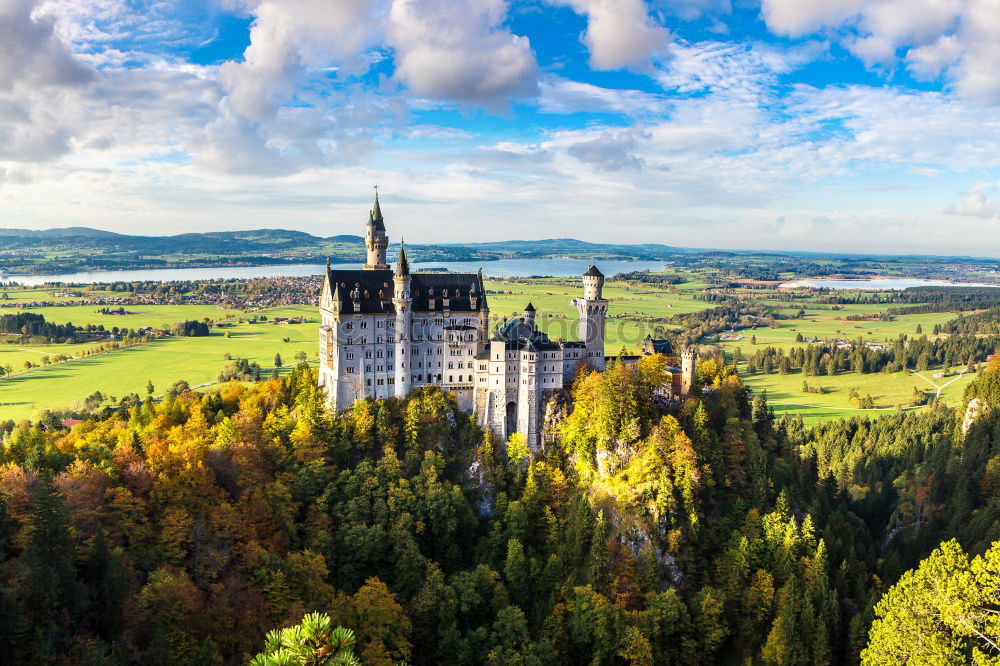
[319,194,693,449]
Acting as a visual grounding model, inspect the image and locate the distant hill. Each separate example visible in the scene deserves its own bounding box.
[0,227,677,275]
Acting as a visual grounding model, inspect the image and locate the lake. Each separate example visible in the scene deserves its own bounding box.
[780,278,998,290]
[0,258,668,286]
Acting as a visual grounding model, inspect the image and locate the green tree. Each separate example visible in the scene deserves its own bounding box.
[23,475,79,659]
[250,612,359,666]
[274,353,283,368]
[146,379,155,396]
[862,539,1000,665]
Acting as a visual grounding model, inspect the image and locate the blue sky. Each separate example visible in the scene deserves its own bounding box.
[2,0,1000,256]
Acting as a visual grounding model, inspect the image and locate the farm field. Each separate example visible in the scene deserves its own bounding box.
[707,299,983,425]
[0,305,316,422]
[10,304,241,329]
[712,309,960,353]
[736,364,977,426]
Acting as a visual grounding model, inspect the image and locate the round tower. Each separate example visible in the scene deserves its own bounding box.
[583,264,604,300]
[392,242,412,398]
[523,302,536,331]
[573,265,608,371]
[681,347,697,395]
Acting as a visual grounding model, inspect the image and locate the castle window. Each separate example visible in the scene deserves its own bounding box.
[366,379,371,386]
[449,376,453,382]
[388,378,394,385]
[377,350,384,358]
[347,337,353,345]
[345,322,353,330]
[377,379,383,386]
[346,352,355,360]
[360,321,368,328]
[365,351,372,359]
[346,367,356,374]
[365,366,372,373]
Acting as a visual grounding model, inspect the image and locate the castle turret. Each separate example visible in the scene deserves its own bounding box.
[681,347,697,395]
[364,191,389,270]
[573,265,608,371]
[392,242,412,398]
[523,302,536,331]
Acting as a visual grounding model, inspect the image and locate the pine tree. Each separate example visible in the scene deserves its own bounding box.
[23,475,79,659]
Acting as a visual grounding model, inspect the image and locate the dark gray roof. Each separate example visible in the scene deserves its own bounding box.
[524,302,536,312]
[584,265,604,277]
[326,269,487,314]
[369,194,386,232]
[644,337,673,355]
[493,316,561,351]
[394,242,409,276]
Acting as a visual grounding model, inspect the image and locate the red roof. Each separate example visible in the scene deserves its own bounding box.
[61,418,84,429]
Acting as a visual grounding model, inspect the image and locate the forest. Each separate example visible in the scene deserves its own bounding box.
[0,355,997,664]
[745,334,999,376]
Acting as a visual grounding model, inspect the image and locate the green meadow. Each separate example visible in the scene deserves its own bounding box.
[709,297,983,425]
[9,304,240,329]
[0,306,316,422]
[734,364,977,426]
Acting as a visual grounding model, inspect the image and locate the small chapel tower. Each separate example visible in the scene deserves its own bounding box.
[364,191,389,270]
[573,265,608,371]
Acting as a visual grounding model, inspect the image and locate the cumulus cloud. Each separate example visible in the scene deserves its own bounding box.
[0,0,93,90]
[546,0,669,70]
[946,182,1000,218]
[219,0,382,120]
[386,0,538,111]
[760,0,1000,105]
[566,128,647,171]
[759,0,862,38]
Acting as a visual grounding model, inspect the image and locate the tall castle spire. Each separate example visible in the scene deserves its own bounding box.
[395,239,410,276]
[364,188,389,270]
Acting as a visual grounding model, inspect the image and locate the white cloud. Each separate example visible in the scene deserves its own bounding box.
[656,40,814,102]
[566,128,648,171]
[536,76,668,116]
[386,0,538,111]
[760,0,1000,105]
[545,0,669,70]
[759,0,862,38]
[219,0,382,120]
[946,182,1000,218]
[0,0,93,90]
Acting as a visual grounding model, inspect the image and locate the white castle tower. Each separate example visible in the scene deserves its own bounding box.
[573,265,608,371]
[392,242,412,399]
[364,192,389,270]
